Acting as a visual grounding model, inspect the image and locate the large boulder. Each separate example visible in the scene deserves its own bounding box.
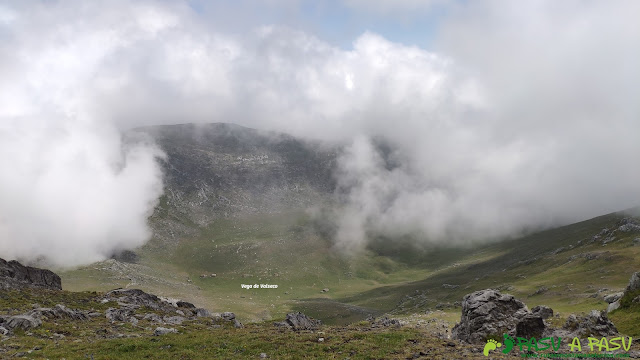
[452,289,531,343]
[626,272,640,293]
[0,257,61,290]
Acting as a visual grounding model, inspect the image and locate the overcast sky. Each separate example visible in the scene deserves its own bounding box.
[1,0,639,265]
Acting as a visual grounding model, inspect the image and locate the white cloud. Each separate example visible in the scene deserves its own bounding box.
[1,0,639,263]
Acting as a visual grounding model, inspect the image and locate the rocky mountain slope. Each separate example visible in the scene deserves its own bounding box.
[134,123,338,242]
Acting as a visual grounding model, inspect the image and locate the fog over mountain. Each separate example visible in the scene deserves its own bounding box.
[0,1,639,266]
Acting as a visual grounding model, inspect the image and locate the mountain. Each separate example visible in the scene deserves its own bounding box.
[60,123,640,332]
[136,123,337,242]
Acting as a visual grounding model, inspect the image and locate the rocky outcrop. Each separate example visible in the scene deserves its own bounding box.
[453,289,623,344]
[0,257,61,290]
[452,289,530,343]
[103,288,175,312]
[29,304,88,321]
[0,315,42,331]
[562,310,617,337]
[274,312,321,331]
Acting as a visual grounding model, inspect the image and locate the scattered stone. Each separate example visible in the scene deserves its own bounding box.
[604,292,624,304]
[369,316,403,328]
[531,305,554,319]
[530,286,548,296]
[259,353,268,359]
[318,337,324,342]
[452,289,530,343]
[321,288,329,293]
[153,327,177,336]
[0,326,9,335]
[442,284,459,289]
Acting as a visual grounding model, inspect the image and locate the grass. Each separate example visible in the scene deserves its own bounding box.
[59,209,640,337]
[0,289,493,359]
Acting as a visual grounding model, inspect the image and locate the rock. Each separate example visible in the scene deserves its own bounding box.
[563,310,617,337]
[607,301,620,313]
[233,319,244,328]
[103,289,174,312]
[129,317,139,326]
[195,308,211,317]
[110,250,139,263]
[604,292,624,304]
[626,272,640,293]
[162,316,186,325]
[531,305,554,319]
[0,326,8,335]
[452,289,530,343]
[153,327,177,336]
[221,312,236,321]
[30,304,88,321]
[275,312,321,331]
[0,257,62,290]
[2,315,42,330]
[530,286,548,296]
[321,288,329,293]
[369,316,403,328]
[176,301,196,309]
[106,307,134,322]
[442,284,459,289]
[143,313,162,323]
[516,315,546,338]
[259,353,268,359]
